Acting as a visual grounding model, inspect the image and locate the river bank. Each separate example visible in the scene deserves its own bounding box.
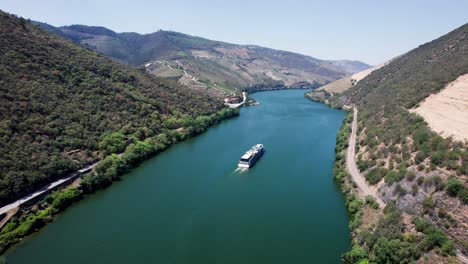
[0,107,239,255]
[5,89,350,264]
[305,95,462,263]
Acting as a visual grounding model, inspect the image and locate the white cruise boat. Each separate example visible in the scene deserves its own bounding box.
[238,144,264,168]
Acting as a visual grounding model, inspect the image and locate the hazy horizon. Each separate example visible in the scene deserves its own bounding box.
[1,0,467,65]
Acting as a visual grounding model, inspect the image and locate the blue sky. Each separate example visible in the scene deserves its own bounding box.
[1,0,467,64]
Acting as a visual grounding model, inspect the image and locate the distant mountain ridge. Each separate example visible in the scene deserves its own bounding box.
[35,21,370,93]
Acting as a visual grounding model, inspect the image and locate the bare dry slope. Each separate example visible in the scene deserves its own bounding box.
[350,62,386,83]
[317,76,352,94]
[410,73,468,142]
[317,61,388,94]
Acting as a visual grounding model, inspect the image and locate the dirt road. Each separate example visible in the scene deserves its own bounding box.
[346,108,385,208]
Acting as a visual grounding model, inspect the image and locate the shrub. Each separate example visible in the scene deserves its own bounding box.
[358,159,370,171]
[405,171,416,181]
[365,195,380,209]
[413,217,456,256]
[413,217,432,232]
[440,240,456,256]
[458,188,468,204]
[394,184,407,197]
[422,196,434,213]
[417,176,425,186]
[424,175,445,191]
[417,164,425,171]
[347,197,363,215]
[385,170,403,185]
[446,177,464,196]
[438,208,447,218]
[366,168,387,185]
[415,150,429,163]
[430,151,445,166]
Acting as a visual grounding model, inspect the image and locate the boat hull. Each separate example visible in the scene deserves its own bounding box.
[238,149,264,168]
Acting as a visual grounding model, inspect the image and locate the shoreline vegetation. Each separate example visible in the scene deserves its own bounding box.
[329,109,457,263]
[0,107,239,256]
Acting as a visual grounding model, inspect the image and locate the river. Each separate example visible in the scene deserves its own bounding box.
[6,89,349,263]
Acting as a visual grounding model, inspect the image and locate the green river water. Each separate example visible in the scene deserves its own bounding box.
[7,89,349,263]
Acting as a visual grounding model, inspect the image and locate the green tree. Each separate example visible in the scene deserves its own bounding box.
[163,117,183,130]
[123,139,157,165]
[50,187,83,211]
[343,245,368,264]
[372,238,419,263]
[99,132,126,155]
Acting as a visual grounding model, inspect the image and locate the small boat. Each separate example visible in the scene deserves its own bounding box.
[238,144,264,168]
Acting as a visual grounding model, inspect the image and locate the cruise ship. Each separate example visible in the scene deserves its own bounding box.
[238,144,264,168]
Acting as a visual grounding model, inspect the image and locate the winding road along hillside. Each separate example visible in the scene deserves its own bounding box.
[346,108,385,208]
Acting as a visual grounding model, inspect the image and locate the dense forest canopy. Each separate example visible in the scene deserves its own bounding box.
[0,11,225,206]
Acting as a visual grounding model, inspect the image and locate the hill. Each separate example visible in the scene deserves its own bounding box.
[311,23,467,262]
[327,60,372,76]
[0,11,234,207]
[306,60,390,101]
[34,22,370,94]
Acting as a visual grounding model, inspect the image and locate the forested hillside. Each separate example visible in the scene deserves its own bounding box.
[317,23,468,262]
[0,11,228,207]
[35,22,370,93]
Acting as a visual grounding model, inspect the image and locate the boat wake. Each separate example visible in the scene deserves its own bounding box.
[233,167,248,174]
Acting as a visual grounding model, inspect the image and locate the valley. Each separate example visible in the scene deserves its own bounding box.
[5,90,350,264]
[0,3,467,264]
